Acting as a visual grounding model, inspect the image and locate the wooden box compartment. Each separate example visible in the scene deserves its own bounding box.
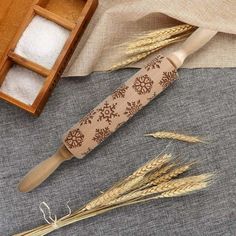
[0,0,98,115]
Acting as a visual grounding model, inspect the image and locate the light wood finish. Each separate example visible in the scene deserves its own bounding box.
[0,59,12,86]
[8,51,50,77]
[0,91,35,113]
[0,0,98,116]
[33,5,76,30]
[43,0,85,23]
[168,28,217,68]
[18,145,74,192]
[0,0,35,62]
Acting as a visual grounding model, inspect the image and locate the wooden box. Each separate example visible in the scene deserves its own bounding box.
[0,0,98,115]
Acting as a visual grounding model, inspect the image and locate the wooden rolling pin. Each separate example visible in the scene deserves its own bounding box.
[18,28,217,192]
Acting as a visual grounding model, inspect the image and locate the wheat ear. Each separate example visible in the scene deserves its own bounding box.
[127,154,171,180]
[85,176,143,210]
[150,162,194,185]
[85,154,171,210]
[146,163,175,182]
[127,33,190,55]
[110,24,195,70]
[128,24,194,49]
[141,24,194,39]
[157,181,209,198]
[145,131,205,143]
[108,174,212,206]
[110,35,183,70]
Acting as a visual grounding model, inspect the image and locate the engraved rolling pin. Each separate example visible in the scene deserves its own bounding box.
[18,28,217,192]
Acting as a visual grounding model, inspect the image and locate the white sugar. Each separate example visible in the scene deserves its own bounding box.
[15,15,70,69]
[0,65,44,105]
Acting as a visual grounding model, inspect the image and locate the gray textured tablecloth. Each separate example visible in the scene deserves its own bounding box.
[0,68,236,236]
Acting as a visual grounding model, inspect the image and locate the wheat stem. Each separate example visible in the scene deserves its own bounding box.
[127,34,172,50]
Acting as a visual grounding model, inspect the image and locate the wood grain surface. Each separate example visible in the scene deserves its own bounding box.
[45,0,85,22]
[0,0,34,61]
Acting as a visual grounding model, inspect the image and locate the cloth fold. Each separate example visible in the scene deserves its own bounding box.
[64,0,236,76]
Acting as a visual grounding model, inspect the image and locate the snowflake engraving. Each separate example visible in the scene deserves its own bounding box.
[92,127,111,143]
[132,74,153,95]
[159,70,177,89]
[124,100,142,118]
[112,85,129,100]
[65,128,84,149]
[97,101,120,125]
[80,110,96,125]
[145,55,164,71]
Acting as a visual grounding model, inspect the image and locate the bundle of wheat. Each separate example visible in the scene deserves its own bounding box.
[110,24,196,70]
[16,153,213,236]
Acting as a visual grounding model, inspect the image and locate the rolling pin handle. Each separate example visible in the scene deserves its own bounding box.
[18,145,74,192]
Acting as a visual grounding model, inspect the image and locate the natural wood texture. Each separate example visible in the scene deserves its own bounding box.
[0,59,12,86]
[0,0,35,61]
[44,0,86,23]
[0,91,35,113]
[33,5,76,30]
[32,0,98,116]
[0,0,98,115]
[18,145,74,192]
[8,51,50,77]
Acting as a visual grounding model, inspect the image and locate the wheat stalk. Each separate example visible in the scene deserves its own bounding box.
[107,174,212,206]
[127,33,191,55]
[127,34,172,49]
[150,162,195,186]
[128,154,171,180]
[141,24,194,39]
[15,154,213,236]
[110,24,195,70]
[85,175,143,210]
[85,154,171,210]
[110,36,182,70]
[145,131,205,143]
[128,24,194,49]
[157,181,209,198]
[110,49,156,70]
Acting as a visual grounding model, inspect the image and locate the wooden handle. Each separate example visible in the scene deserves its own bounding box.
[168,28,217,68]
[18,145,73,192]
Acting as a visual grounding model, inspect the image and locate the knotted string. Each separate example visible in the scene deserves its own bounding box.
[39,201,71,229]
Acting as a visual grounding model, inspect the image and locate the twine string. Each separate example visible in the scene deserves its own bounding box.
[39,201,71,229]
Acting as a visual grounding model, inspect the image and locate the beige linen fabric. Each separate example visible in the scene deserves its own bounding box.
[64,0,236,76]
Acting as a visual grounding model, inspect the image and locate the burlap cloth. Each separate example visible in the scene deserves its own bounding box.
[64,0,236,76]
